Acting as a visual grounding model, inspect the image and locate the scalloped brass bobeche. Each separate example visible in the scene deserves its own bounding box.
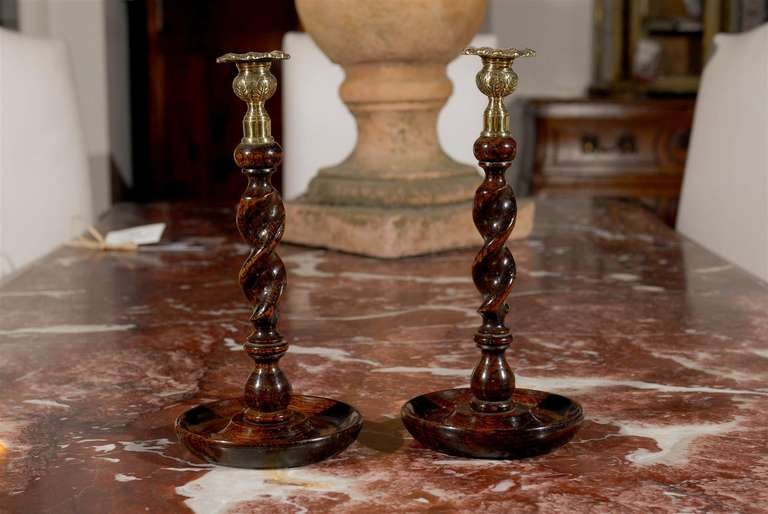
[216,50,290,64]
[217,50,290,146]
[463,47,535,60]
[464,46,535,138]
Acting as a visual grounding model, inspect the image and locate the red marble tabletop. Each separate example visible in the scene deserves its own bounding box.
[1,198,767,513]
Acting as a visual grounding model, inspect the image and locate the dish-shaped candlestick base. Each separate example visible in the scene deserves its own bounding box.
[176,50,361,468]
[402,47,583,459]
[176,396,362,468]
[402,388,582,459]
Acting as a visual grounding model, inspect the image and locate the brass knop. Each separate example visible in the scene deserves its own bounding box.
[217,51,290,146]
[464,47,535,138]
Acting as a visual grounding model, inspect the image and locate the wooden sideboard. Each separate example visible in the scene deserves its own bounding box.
[525,98,694,225]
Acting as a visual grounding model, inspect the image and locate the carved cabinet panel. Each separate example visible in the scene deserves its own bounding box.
[526,98,693,225]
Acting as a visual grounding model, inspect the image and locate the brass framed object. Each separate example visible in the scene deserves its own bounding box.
[592,0,728,95]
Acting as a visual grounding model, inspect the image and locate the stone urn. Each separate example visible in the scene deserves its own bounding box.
[284,0,535,258]
[295,0,486,208]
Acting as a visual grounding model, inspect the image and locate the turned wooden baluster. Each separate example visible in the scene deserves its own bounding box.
[221,50,292,424]
[466,47,534,413]
[400,47,583,460]
[470,135,517,412]
[175,50,361,469]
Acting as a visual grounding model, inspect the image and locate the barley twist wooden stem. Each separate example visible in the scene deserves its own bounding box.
[470,135,517,413]
[235,140,291,423]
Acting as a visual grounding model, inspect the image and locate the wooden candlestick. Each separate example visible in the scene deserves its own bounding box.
[401,47,583,459]
[175,51,362,468]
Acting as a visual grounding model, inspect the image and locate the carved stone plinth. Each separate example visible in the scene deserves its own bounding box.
[285,197,535,259]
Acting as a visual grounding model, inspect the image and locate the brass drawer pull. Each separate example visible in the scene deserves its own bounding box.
[581,133,637,154]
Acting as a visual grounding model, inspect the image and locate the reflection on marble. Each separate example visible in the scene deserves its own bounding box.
[1,198,767,513]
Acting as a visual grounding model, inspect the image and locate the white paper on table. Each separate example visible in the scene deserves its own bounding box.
[105,223,166,246]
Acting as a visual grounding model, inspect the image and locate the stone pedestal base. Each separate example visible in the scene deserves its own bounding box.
[283,197,535,259]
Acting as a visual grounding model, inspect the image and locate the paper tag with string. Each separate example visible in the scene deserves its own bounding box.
[104,223,166,246]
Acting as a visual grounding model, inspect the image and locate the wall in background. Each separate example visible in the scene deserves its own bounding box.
[12,0,592,210]
[0,0,19,28]
[17,0,131,218]
[105,0,132,196]
[490,0,594,98]
[489,0,594,188]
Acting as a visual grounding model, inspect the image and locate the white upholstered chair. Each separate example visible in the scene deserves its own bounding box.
[677,23,768,282]
[0,28,92,279]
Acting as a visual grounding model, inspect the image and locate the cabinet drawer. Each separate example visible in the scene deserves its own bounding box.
[538,116,690,177]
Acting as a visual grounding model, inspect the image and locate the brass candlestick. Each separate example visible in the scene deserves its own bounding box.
[175,51,362,468]
[401,47,583,459]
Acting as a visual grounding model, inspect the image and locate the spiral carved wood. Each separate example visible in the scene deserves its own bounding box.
[174,51,362,469]
[399,47,582,460]
[234,141,292,423]
[470,135,518,413]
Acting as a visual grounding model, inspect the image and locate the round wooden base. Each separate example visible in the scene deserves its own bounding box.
[401,387,583,459]
[176,395,362,469]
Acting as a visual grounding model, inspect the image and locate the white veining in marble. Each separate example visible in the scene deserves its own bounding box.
[340,271,471,285]
[21,399,70,409]
[117,438,213,469]
[283,251,470,284]
[490,479,516,492]
[177,467,366,514]
[291,345,379,366]
[285,304,476,322]
[608,273,639,282]
[633,284,666,292]
[0,324,135,336]
[539,223,655,242]
[618,418,741,466]
[142,242,206,253]
[114,473,141,482]
[119,438,174,455]
[0,289,83,299]
[653,351,757,381]
[430,459,511,467]
[223,337,240,352]
[281,252,332,278]
[371,367,768,396]
[373,366,470,377]
[219,323,239,333]
[694,264,734,274]
[528,271,561,278]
